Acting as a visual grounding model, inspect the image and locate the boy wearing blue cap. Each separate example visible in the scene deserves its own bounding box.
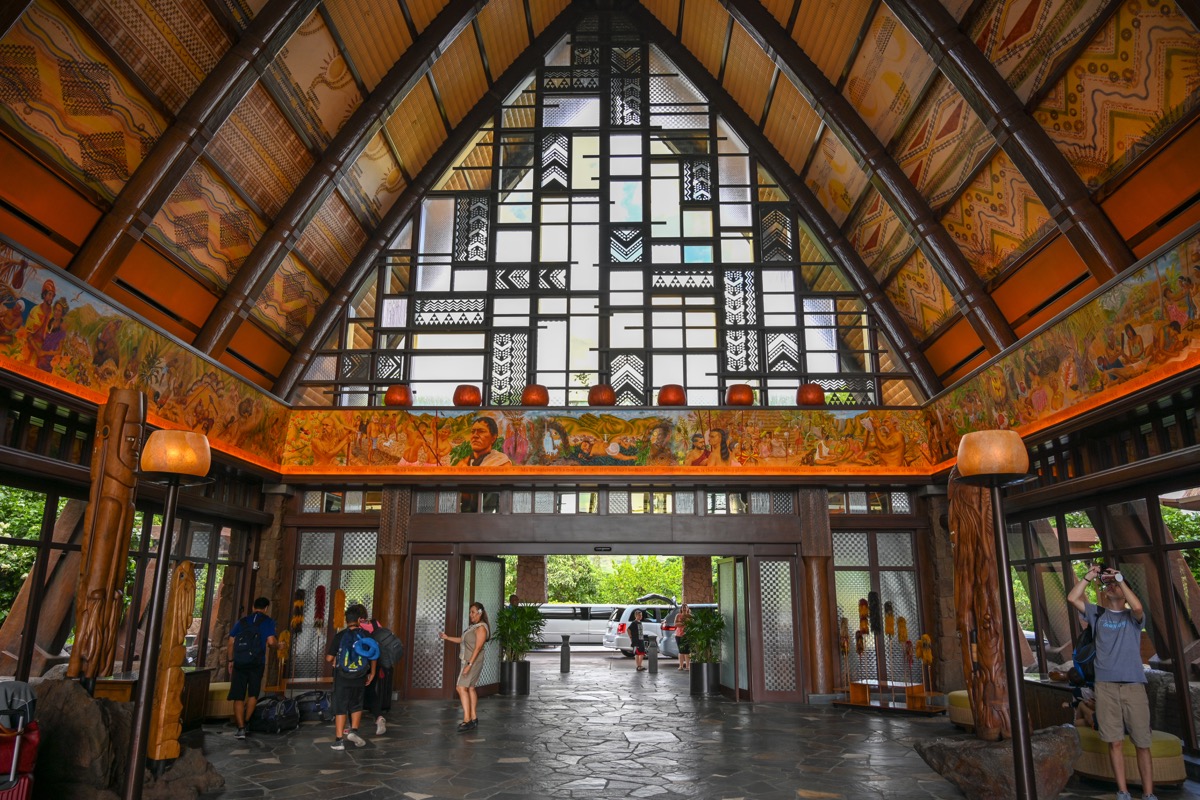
[325,606,377,750]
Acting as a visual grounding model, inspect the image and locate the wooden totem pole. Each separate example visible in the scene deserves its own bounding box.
[68,388,146,689]
[948,466,1008,741]
[147,561,195,765]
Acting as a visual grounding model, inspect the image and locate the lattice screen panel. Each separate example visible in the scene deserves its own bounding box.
[412,559,449,689]
[759,560,796,692]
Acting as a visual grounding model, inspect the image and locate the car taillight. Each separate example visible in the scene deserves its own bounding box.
[662,625,676,631]
[617,623,627,634]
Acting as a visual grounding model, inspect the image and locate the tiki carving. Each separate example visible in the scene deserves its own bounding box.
[68,388,146,681]
[148,561,195,762]
[948,467,1009,742]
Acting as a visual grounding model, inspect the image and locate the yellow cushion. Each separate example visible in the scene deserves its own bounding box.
[1077,726,1182,757]
[948,690,970,709]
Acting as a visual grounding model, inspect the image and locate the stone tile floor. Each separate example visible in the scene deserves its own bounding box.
[191,653,1200,799]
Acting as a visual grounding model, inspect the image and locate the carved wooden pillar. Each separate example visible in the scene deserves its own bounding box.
[682,556,713,603]
[147,562,195,764]
[375,486,411,633]
[68,388,146,685]
[515,556,547,603]
[798,488,835,695]
[949,468,1008,741]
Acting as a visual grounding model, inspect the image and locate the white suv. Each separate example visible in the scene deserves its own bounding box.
[602,595,675,657]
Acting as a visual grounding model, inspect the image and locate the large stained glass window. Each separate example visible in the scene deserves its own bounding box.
[297,14,918,408]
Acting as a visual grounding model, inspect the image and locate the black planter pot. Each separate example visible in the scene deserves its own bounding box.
[500,660,530,695]
[689,662,721,695]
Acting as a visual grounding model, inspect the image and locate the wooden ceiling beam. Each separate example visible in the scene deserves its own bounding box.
[67,0,319,290]
[193,0,488,358]
[884,0,1133,284]
[629,1,942,397]
[273,5,579,399]
[720,0,1015,355]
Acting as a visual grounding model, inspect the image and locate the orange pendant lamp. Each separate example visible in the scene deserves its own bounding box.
[725,384,754,406]
[588,384,617,406]
[521,384,550,406]
[657,384,686,406]
[384,384,413,407]
[797,383,825,406]
[453,384,482,407]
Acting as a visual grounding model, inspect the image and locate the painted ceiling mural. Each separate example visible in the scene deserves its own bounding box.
[804,130,870,226]
[846,188,915,282]
[1032,0,1200,189]
[0,0,168,202]
[252,253,327,346]
[886,249,958,339]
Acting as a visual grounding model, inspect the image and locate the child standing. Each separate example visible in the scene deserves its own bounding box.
[325,607,377,750]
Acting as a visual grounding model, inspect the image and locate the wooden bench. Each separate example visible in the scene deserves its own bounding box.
[947,689,974,730]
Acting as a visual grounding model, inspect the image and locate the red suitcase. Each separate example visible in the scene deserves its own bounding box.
[0,699,34,800]
[0,773,33,800]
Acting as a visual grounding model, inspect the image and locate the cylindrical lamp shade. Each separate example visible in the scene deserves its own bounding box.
[588,384,616,406]
[657,384,686,406]
[957,430,1029,478]
[140,430,211,477]
[384,384,413,407]
[797,383,825,406]
[453,385,482,407]
[521,384,549,406]
[725,384,754,406]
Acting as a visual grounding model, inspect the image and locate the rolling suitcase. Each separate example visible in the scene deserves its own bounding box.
[0,699,35,800]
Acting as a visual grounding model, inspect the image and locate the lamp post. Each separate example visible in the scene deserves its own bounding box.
[124,430,211,800]
[955,430,1037,800]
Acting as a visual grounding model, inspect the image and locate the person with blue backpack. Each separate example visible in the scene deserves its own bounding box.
[325,606,378,750]
[226,597,278,740]
[1068,562,1157,800]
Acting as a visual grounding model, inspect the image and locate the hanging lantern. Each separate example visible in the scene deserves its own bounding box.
[384,384,413,407]
[521,384,549,406]
[657,384,686,406]
[453,384,482,407]
[725,384,754,406]
[797,383,825,406]
[588,384,617,406]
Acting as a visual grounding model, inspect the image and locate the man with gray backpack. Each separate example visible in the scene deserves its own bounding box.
[348,604,404,735]
[227,597,277,740]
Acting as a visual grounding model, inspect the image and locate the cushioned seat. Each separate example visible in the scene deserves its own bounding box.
[1074,726,1185,786]
[947,689,973,730]
[206,681,234,720]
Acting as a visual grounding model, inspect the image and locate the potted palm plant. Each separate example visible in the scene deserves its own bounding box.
[687,607,725,695]
[496,603,546,695]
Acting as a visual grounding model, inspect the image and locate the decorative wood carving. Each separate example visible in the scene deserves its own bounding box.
[148,561,195,762]
[68,388,146,681]
[948,466,1008,741]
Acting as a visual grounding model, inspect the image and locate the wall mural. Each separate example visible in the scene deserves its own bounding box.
[0,239,287,467]
[925,224,1200,462]
[281,407,934,475]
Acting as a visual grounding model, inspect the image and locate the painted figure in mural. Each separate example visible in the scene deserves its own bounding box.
[1121,323,1147,364]
[947,467,1008,742]
[1153,320,1187,360]
[705,428,737,469]
[575,436,637,466]
[148,561,195,763]
[21,279,55,364]
[646,422,677,466]
[35,297,68,372]
[0,257,29,344]
[502,419,530,464]
[873,418,908,467]
[68,388,146,684]
[311,417,352,466]
[686,432,709,466]
[460,416,511,467]
[92,319,122,377]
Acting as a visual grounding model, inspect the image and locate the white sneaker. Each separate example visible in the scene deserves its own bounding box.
[345,730,366,747]
[375,717,386,736]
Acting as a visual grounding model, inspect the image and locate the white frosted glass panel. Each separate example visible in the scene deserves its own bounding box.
[496,229,532,261]
[410,355,483,380]
[610,181,642,222]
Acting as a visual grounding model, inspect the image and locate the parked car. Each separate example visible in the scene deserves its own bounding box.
[659,603,718,658]
[602,594,676,657]
[536,604,616,645]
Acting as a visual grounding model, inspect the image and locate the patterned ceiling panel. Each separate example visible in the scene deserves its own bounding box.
[680,0,727,78]
[1033,0,1200,189]
[804,128,870,225]
[790,0,873,84]
[406,0,451,32]
[0,1,167,202]
[885,249,958,339]
[941,150,1054,283]
[323,0,413,91]
[146,159,266,288]
[383,79,444,182]
[252,252,328,345]
[529,0,571,33]
[761,75,821,172]
[207,83,314,219]
[294,191,367,287]
[269,10,363,148]
[843,6,939,146]
[723,23,773,122]
[891,75,992,207]
[969,0,1110,103]
[846,187,914,281]
[429,25,489,128]
[340,131,407,226]
[477,0,531,78]
[69,0,230,114]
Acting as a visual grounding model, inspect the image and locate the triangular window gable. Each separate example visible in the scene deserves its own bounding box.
[298,13,918,408]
